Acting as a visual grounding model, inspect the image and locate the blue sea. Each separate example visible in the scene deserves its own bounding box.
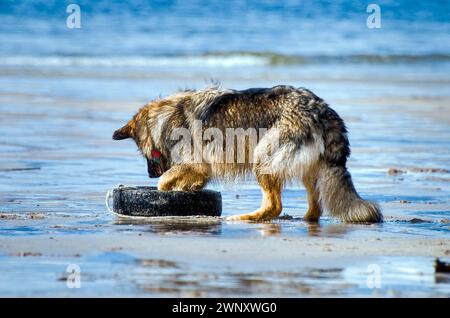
[1,0,449,64]
[1,0,449,221]
[0,0,449,297]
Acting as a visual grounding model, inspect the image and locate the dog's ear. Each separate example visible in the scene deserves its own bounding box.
[113,124,132,140]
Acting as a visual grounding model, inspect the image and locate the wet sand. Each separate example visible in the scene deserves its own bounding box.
[0,230,449,297]
[0,65,449,297]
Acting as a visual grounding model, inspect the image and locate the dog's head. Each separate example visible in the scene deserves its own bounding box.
[112,106,167,178]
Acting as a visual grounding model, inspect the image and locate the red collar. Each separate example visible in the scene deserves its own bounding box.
[151,149,162,159]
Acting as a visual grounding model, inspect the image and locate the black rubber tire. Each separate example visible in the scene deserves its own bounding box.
[112,185,222,217]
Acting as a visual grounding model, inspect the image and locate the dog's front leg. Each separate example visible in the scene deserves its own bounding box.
[158,164,211,191]
[227,174,282,222]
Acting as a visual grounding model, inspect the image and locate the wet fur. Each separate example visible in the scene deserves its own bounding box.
[113,85,383,223]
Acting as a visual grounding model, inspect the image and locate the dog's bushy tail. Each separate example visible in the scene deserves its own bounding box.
[317,162,383,223]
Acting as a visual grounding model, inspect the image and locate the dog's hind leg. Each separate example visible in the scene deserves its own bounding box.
[227,173,282,222]
[158,164,211,191]
[302,163,322,222]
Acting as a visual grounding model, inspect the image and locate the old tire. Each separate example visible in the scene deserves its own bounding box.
[111,185,222,217]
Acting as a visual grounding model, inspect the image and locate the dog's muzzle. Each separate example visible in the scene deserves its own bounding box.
[147,150,165,178]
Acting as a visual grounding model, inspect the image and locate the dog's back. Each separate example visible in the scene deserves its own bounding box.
[186,85,382,223]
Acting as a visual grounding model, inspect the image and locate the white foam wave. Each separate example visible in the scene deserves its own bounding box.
[0,55,269,68]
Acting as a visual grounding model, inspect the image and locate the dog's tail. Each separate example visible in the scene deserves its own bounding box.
[317,162,383,223]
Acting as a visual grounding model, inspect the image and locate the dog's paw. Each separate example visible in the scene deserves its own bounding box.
[225,214,244,221]
[225,211,273,222]
[303,214,320,223]
[157,182,172,191]
[188,181,205,191]
[158,178,205,192]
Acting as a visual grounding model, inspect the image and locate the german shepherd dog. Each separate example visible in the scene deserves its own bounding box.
[113,85,382,223]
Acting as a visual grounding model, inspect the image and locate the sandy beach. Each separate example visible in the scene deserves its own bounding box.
[0,0,449,297]
[1,69,449,296]
[0,231,449,297]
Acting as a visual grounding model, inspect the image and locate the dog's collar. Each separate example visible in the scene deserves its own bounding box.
[147,149,165,178]
[149,149,163,166]
[151,149,162,159]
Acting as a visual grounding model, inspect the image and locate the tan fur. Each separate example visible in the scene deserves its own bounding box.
[302,162,322,222]
[157,164,211,191]
[228,173,283,221]
[113,85,383,223]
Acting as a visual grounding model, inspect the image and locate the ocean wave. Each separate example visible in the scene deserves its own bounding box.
[0,55,266,68]
[1,53,449,68]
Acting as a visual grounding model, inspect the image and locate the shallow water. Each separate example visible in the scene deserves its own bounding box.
[1,66,449,235]
[0,252,448,297]
[0,0,449,297]
[1,64,449,296]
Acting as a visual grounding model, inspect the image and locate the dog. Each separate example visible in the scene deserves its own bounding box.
[113,85,382,223]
